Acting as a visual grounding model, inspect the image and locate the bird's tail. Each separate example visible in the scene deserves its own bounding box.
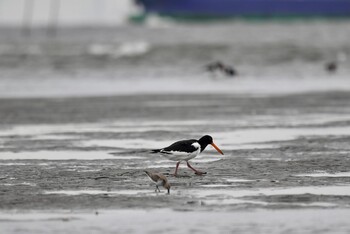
[150,149,161,153]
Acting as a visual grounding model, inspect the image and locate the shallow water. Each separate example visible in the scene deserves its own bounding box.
[1,209,350,234]
[0,22,350,98]
[295,172,350,177]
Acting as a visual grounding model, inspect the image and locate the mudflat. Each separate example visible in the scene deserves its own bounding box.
[1,92,350,233]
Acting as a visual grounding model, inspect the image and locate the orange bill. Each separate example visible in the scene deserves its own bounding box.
[211,142,224,155]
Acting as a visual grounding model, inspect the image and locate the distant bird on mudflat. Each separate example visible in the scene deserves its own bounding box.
[325,61,337,73]
[144,170,171,194]
[223,66,237,76]
[205,61,225,72]
[151,135,224,176]
[205,61,238,77]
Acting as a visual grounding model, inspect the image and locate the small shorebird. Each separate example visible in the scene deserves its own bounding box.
[151,135,224,176]
[144,170,171,194]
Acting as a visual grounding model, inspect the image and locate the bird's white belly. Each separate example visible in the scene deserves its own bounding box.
[155,180,164,186]
[161,148,200,162]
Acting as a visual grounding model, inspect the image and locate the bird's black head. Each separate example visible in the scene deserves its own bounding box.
[198,135,213,151]
[198,135,213,145]
[198,135,224,155]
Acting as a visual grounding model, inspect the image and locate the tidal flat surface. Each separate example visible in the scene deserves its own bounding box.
[1,92,350,233]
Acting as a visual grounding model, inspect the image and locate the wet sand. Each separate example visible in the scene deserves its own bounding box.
[1,92,350,233]
[1,209,350,234]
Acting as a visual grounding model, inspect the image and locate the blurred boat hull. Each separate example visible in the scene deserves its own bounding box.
[135,0,350,19]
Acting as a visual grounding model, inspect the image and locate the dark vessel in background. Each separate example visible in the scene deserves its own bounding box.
[135,0,350,19]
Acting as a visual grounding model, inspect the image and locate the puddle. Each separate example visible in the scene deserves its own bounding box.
[292,202,338,207]
[187,185,350,198]
[81,139,176,149]
[43,189,151,196]
[147,164,176,168]
[206,199,338,207]
[4,122,350,153]
[201,184,234,188]
[77,169,101,172]
[223,143,278,150]
[205,199,338,207]
[1,208,350,234]
[1,182,36,186]
[191,157,221,163]
[145,101,233,107]
[295,172,350,177]
[225,178,255,183]
[109,120,228,127]
[0,124,105,137]
[122,164,176,170]
[0,121,196,138]
[214,126,350,145]
[247,158,300,162]
[0,151,142,160]
[236,114,350,128]
[134,157,221,169]
[204,198,268,205]
[31,134,83,140]
[81,139,276,151]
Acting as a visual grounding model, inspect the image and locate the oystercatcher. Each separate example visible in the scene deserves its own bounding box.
[151,135,224,176]
[144,170,171,194]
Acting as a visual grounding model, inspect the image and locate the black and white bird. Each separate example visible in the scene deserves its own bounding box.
[151,135,224,176]
[144,170,171,194]
[205,61,238,77]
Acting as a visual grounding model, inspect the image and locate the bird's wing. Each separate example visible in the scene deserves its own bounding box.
[145,171,160,182]
[161,139,198,153]
[152,174,161,182]
[155,173,168,183]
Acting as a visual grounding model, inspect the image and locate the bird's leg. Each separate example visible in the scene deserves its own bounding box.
[155,185,160,193]
[186,161,206,175]
[173,161,181,176]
